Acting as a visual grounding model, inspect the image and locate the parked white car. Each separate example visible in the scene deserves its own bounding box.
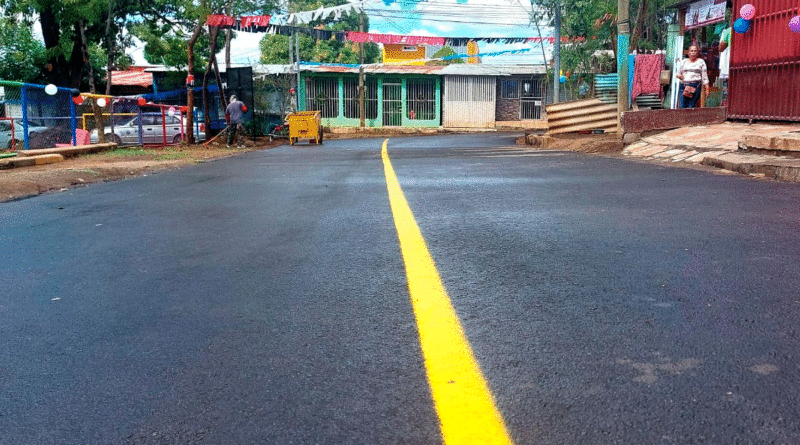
[0,120,51,149]
[90,113,205,145]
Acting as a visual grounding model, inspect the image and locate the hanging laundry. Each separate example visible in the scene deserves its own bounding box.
[631,53,666,99]
[206,15,236,27]
[241,15,271,28]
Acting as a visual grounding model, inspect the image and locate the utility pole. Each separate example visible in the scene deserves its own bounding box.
[288,31,295,112]
[359,13,365,128]
[552,2,561,104]
[617,0,630,114]
[295,32,301,111]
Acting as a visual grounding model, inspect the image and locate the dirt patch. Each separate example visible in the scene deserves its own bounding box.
[0,137,284,202]
[517,131,625,153]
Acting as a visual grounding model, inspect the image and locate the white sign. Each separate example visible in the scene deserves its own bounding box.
[685,0,726,30]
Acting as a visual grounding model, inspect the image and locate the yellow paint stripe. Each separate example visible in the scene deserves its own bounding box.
[381,139,513,445]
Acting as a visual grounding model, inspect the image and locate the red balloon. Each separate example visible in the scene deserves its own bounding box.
[137,97,147,107]
[241,105,248,113]
[72,95,85,105]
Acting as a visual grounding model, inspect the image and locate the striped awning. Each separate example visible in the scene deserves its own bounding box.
[109,70,153,87]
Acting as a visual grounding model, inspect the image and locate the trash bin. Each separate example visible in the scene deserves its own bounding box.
[286,111,323,145]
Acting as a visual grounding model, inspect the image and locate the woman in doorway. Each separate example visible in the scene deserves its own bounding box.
[676,45,709,108]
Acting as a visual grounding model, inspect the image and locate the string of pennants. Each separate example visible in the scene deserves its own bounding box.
[206,15,590,45]
[297,48,535,68]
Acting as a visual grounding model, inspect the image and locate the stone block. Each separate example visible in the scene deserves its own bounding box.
[622,132,641,144]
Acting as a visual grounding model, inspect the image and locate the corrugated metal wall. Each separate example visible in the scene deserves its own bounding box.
[729,0,800,120]
[545,98,619,134]
[443,76,496,128]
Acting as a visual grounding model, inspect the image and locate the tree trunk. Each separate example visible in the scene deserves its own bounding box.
[212,57,227,125]
[186,20,205,144]
[203,25,220,136]
[629,0,647,52]
[78,21,107,144]
[224,6,232,70]
[105,0,115,97]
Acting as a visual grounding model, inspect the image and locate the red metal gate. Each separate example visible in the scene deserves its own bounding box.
[729,0,800,121]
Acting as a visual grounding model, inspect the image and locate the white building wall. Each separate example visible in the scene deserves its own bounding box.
[443,75,496,128]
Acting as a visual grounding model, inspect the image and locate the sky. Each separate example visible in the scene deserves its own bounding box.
[126,0,554,66]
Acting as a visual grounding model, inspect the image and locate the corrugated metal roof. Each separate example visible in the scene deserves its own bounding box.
[300,64,447,75]
[109,69,153,87]
[253,64,295,75]
[439,64,546,76]
[300,63,546,76]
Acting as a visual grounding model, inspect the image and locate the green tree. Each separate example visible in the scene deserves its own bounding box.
[259,0,380,64]
[3,0,147,89]
[0,18,48,83]
[425,47,465,66]
[131,23,215,70]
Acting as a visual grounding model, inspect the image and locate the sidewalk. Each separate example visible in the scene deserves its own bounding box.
[622,121,800,182]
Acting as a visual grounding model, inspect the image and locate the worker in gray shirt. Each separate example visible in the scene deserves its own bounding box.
[225,95,247,147]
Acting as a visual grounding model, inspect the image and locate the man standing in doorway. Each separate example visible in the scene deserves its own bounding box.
[225,95,247,148]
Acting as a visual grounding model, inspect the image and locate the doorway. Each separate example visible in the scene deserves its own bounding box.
[382,80,402,126]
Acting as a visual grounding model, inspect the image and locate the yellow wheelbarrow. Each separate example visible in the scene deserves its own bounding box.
[286,111,323,145]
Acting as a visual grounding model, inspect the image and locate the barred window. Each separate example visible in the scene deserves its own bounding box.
[501,79,519,99]
[343,78,378,120]
[521,79,543,98]
[406,79,436,121]
[305,77,339,118]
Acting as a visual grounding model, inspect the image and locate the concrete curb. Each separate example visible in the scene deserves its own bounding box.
[15,143,117,159]
[0,153,64,169]
[701,152,800,182]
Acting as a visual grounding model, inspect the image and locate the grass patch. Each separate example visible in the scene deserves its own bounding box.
[155,151,191,161]
[94,147,157,157]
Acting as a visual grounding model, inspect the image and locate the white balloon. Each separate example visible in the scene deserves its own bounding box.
[44,84,58,96]
[168,107,176,117]
[97,98,107,107]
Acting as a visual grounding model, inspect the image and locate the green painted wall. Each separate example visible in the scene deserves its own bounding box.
[298,72,441,128]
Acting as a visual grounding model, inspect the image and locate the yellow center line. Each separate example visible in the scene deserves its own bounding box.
[381,139,513,445]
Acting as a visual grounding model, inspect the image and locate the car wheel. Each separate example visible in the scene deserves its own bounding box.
[110,134,122,145]
[173,134,183,144]
[7,139,20,150]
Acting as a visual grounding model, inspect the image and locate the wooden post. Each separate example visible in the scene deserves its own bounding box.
[359,14,365,128]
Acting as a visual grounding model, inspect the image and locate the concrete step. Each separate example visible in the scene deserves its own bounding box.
[739,132,800,157]
[701,151,800,182]
[15,143,117,158]
[0,153,64,169]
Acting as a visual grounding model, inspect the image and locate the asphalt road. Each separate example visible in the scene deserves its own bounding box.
[2,133,800,444]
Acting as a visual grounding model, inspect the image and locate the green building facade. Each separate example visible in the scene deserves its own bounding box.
[298,71,442,129]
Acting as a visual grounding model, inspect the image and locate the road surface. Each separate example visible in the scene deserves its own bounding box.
[2,133,800,444]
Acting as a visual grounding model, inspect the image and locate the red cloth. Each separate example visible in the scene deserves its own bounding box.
[631,53,665,100]
[345,31,445,46]
[206,15,235,27]
[241,15,270,27]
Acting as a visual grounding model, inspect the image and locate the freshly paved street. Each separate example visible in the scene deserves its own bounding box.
[2,133,800,444]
